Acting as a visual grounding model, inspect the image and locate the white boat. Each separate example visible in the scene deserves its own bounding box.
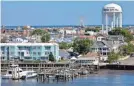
[2,64,37,80]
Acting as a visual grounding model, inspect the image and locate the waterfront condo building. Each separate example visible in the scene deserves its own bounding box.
[0,43,59,61]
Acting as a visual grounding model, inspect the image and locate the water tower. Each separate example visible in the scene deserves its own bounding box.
[102,3,122,34]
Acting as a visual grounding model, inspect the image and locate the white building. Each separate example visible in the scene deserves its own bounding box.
[1,43,59,61]
[74,57,99,65]
[102,3,122,34]
[9,36,29,43]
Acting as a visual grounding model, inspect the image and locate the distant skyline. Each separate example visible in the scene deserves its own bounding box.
[1,1,134,26]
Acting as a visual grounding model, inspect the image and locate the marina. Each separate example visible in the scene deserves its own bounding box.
[2,58,134,82]
[1,60,99,81]
[1,1,134,86]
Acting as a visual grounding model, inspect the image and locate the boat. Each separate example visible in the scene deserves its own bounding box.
[2,64,37,80]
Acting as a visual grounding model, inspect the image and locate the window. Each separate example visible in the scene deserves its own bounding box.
[2,52,4,54]
[1,46,5,50]
[33,52,36,55]
[103,48,107,50]
[38,52,41,55]
[45,46,51,50]
[33,57,36,60]
[103,52,106,55]
[38,46,41,49]
[21,52,24,56]
[18,46,24,50]
[33,46,36,49]
[8,71,12,74]
[18,52,20,55]
[24,57,32,59]
[40,57,48,60]
[2,57,4,59]
[45,52,50,55]
[10,52,14,55]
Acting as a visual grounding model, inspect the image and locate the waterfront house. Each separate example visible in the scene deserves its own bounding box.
[0,43,59,61]
[74,57,99,65]
[90,35,125,61]
[90,40,120,61]
[74,52,99,65]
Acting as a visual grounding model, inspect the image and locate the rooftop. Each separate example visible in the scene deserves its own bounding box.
[1,43,59,46]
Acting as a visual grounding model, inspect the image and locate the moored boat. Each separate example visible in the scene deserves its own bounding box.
[2,64,37,80]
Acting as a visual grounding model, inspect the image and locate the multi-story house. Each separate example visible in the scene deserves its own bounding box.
[91,35,126,61]
[0,43,59,61]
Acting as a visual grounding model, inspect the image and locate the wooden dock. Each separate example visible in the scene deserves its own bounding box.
[1,60,99,72]
[1,60,99,82]
[36,64,99,82]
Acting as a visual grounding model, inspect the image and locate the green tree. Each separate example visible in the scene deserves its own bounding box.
[49,52,55,62]
[68,43,73,48]
[73,38,93,55]
[119,45,127,56]
[59,42,68,49]
[108,51,120,63]
[31,29,45,36]
[59,42,72,49]
[121,29,133,42]
[41,33,50,42]
[31,29,50,42]
[119,43,134,55]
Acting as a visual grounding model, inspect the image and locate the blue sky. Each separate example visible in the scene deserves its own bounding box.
[1,1,134,26]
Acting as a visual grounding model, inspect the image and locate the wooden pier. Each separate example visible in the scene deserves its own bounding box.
[1,60,99,82]
[1,60,99,72]
[1,61,70,72]
[36,64,99,82]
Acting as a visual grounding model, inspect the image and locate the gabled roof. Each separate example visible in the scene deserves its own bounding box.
[91,41,106,48]
[102,40,113,48]
[91,40,114,49]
